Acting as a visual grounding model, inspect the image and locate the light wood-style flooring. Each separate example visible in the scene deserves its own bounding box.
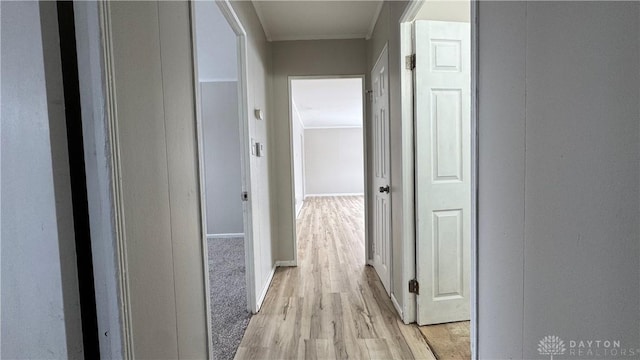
[235,196,436,359]
[419,322,470,360]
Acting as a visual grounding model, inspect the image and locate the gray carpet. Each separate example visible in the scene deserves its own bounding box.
[208,237,252,360]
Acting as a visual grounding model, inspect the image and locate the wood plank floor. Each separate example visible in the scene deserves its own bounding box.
[419,322,470,360]
[235,196,436,359]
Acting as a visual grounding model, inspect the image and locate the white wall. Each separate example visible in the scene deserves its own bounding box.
[201,81,244,235]
[106,2,206,357]
[1,2,83,358]
[195,1,237,81]
[271,39,367,262]
[292,101,305,216]
[304,128,364,195]
[478,2,640,357]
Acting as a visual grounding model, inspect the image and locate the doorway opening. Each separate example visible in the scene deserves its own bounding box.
[288,76,370,275]
[192,2,255,359]
[401,0,474,358]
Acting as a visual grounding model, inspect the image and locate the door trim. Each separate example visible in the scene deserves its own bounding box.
[97,2,134,357]
[287,75,368,269]
[190,1,257,358]
[470,2,479,358]
[398,21,416,325]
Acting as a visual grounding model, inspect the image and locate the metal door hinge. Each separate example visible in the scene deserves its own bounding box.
[241,191,249,201]
[405,54,416,70]
[409,279,419,294]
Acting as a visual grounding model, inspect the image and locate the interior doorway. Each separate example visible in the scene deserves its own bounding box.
[401,0,474,358]
[192,2,255,359]
[288,76,371,274]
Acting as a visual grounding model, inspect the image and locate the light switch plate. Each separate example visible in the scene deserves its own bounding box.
[254,109,263,120]
[256,142,264,157]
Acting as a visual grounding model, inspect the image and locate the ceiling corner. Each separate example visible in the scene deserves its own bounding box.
[366,2,384,40]
[251,1,273,42]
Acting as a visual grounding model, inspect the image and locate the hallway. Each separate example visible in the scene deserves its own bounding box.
[235,196,436,359]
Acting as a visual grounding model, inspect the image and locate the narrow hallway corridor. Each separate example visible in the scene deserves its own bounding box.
[235,196,436,359]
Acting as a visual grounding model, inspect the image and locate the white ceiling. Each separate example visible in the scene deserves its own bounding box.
[415,0,470,22]
[291,78,363,128]
[252,1,383,41]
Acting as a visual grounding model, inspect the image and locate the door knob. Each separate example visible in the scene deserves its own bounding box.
[379,185,390,193]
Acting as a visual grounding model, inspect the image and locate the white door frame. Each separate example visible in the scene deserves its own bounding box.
[399,0,478,358]
[190,1,257,358]
[300,132,306,201]
[291,98,307,218]
[92,3,134,357]
[287,75,368,267]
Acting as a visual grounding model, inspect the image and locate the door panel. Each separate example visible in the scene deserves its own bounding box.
[433,210,463,299]
[371,45,391,295]
[415,20,471,325]
[432,89,462,181]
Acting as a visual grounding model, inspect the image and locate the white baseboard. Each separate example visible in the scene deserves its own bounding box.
[296,203,304,218]
[391,293,403,319]
[206,233,244,239]
[305,193,364,198]
[275,260,297,267]
[256,265,276,312]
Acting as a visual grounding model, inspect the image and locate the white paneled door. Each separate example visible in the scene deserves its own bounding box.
[415,20,471,325]
[371,45,391,295]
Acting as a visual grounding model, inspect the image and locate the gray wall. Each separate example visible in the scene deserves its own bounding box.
[271,39,367,262]
[195,1,237,81]
[1,2,83,358]
[478,2,640,357]
[201,81,244,235]
[304,128,364,195]
[366,0,411,317]
[229,0,276,308]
